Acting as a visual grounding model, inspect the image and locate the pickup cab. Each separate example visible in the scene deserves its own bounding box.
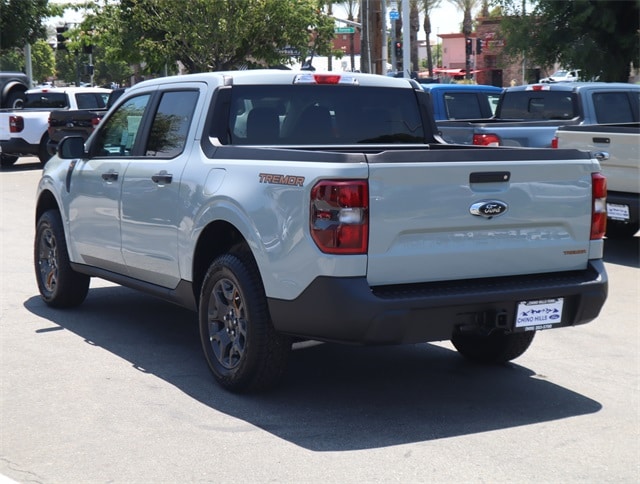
[554,122,640,237]
[437,82,640,147]
[419,83,502,120]
[35,70,608,392]
[0,86,111,166]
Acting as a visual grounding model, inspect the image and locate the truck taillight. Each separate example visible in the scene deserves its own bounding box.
[551,136,558,148]
[591,172,607,240]
[91,116,101,127]
[310,180,368,254]
[473,133,501,146]
[9,115,24,133]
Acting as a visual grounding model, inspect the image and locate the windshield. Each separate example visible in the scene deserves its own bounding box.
[226,85,426,145]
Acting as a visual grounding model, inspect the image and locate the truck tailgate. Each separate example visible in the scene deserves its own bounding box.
[366,147,597,286]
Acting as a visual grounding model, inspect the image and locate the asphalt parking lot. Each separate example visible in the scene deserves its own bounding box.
[1,157,638,483]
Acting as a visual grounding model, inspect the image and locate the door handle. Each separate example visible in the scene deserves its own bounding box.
[152,170,173,185]
[101,171,118,182]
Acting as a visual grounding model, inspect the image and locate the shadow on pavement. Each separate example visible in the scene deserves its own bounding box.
[24,286,602,451]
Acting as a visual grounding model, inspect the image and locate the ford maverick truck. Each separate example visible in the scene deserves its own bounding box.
[554,122,639,237]
[34,71,608,392]
[437,82,640,147]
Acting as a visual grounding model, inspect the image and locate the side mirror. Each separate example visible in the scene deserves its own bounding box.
[58,136,86,159]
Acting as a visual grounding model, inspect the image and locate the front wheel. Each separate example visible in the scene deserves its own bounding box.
[199,251,291,392]
[34,210,90,307]
[451,330,535,364]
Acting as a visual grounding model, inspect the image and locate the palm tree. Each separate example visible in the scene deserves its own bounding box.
[447,0,480,78]
[422,0,442,76]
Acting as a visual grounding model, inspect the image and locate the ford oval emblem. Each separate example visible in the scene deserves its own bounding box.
[470,200,508,218]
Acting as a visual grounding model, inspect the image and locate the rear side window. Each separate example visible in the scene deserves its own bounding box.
[499,91,576,120]
[75,92,109,109]
[593,92,638,123]
[145,90,198,157]
[225,85,425,145]
[444,92,484,119]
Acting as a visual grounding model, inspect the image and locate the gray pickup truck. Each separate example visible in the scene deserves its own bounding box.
[437,82,640,148]
[555,122,639,238]
[35,71,608,392]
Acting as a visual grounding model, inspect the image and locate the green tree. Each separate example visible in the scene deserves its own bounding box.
[30,39,56,83]
[0,0,61,51]
[495,0,640,82]
[83,0,335,74]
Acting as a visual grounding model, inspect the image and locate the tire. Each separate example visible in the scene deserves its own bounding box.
[199,251,291,392]
[451,330,535,364]
[39,133,53,165]
[34,210,90,308]
[0,154,19,167]
[5,91,25,109]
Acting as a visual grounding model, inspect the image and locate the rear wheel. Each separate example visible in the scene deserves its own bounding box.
[34,210,90,307]
[451,330,535,364]
[39,133,53,165]
[199,251,291,392]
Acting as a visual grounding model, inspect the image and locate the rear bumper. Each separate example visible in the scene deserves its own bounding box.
[268,260,608,344]
[0,137,37,156]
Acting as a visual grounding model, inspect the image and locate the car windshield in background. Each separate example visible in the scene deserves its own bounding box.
[227,85,425,145]
[24,92,68,109]
[499,91,576,120]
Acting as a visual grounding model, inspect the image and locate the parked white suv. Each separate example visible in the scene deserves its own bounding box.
[540,69,580,83]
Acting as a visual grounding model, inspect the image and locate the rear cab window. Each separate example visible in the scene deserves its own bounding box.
[224,84,426,145]
[24,92,69,109]
[498,91,576,120]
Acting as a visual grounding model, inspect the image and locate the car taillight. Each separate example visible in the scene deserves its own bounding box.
[310,180,368,254]
[591,172,607,240]
[91,116,101,127]
[473,133,501,146]
[9,115,24,133]
[551,136,558,148]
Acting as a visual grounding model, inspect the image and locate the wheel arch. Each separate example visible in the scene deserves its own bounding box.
[35,189,60,225]
[192,220,251,305]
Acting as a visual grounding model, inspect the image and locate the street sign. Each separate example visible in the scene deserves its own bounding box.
[335,27,355,34]
[389,9,399,20]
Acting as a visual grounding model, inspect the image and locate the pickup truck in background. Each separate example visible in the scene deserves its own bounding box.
[46,87,126,156]
[35,70,607,392]
[0,71,30,109]
[419,83,503,120]
[437,82,640,147]
[0,86,110,166]
[554,122,640,238]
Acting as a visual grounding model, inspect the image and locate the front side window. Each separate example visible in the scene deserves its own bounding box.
[75,92,108,109]
[92,94,151,157]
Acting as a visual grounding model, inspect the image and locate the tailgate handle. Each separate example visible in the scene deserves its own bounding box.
[593,137,610,144]
[469,171,510,183]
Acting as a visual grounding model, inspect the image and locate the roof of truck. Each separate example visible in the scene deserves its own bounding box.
[127,70,421,91]
[506,82,640,93]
